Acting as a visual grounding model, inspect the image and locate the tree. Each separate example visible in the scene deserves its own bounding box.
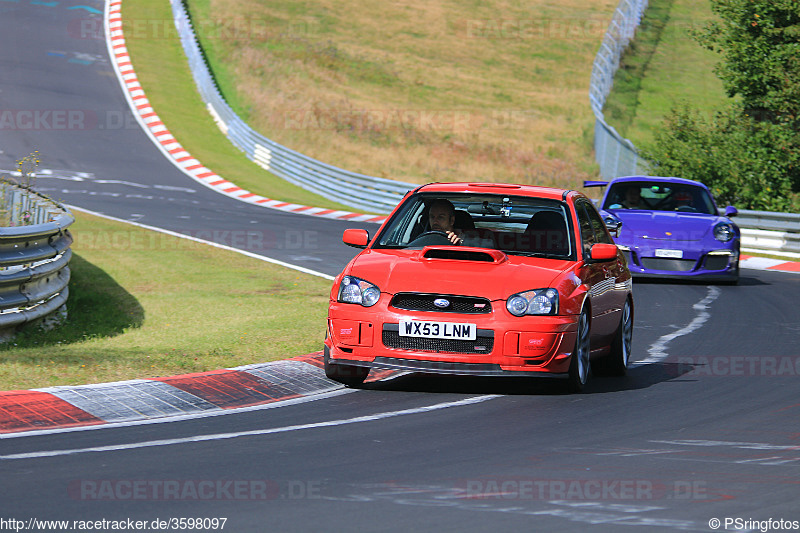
[697,0,800,120]
[643,0,800,211]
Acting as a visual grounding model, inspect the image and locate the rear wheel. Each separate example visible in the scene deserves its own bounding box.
[566,310,591,393]
[603,299,633,376]
[324,347,369,387]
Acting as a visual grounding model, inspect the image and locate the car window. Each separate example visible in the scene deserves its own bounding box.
[577,199,613,256]
[374,193,574,258]
[603,181,717,214]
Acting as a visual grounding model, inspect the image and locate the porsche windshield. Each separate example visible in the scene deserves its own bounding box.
[375,193,573,258]
[603,181,717,214]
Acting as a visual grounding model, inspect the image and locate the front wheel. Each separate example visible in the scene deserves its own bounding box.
[566,310,591,393]
[324,348,369,387]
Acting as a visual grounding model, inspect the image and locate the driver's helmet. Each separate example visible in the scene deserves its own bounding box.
[674,190,692,207]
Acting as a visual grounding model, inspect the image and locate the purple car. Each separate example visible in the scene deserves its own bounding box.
[585,176,740,284]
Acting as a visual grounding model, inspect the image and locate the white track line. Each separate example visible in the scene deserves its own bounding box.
[1,395,500,460]
[636,286,721,365]
[68,204,335,280]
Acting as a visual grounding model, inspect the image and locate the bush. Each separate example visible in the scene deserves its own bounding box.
[642,103,800,211]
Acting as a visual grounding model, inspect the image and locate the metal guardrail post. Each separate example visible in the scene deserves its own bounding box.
[0,183,74,339]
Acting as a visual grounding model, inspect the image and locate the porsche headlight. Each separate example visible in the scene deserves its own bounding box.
[338,276,381,307]
[713,222,735,242]
[506,289,559,316]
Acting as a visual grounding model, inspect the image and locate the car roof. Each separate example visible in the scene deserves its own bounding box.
[414,182,573,201]
[609,175,710,190]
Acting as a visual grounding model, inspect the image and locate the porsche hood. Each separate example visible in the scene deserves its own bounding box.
[616,211,721,242]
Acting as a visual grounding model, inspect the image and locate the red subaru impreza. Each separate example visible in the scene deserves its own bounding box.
[325,182,633,392]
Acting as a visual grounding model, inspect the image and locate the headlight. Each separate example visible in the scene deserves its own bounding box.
[337,276,381,307]
[506,288,559,316]
[713,222,735,242]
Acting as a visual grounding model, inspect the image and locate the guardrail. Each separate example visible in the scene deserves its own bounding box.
[170,0,414,214]
[737,210,800,258]
[0,183,74,337]
[589,0,649,179]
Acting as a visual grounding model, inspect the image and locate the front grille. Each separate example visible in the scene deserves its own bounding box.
[390,293,492,314]
[703,255,730,270]
[382,324,494,354]
[641,257,697,272]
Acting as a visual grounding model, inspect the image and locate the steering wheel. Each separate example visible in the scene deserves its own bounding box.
[408,230,453,247]
[676,205,697,212]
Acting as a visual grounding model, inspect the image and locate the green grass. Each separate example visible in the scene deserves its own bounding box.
[168,0,620,187]
[120,0,356,212]
[0,212,331,391]
[603,0,732,145]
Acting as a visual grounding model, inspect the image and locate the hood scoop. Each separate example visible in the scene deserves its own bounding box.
[421,246,507,263]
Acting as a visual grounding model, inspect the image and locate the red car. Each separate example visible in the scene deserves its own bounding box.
[325,183,633,392]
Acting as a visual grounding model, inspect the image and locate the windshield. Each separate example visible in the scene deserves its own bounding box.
[374,193,574,258]
[603,181,717,214]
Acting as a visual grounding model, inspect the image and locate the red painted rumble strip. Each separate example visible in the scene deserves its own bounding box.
[769,261,800,272]
[0,391,104,433]
[288,353,398,382]
[154,370,301,409]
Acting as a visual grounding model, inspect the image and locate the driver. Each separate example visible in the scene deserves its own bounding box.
[428,198,463,245]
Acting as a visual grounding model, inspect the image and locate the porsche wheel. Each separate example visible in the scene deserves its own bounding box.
[566,310,591,393]
[324,347,369,387]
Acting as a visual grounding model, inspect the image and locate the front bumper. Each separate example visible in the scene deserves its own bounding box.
[326,300,579,378]
[620,245,739,281]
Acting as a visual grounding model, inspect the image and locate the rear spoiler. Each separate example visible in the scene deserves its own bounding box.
[583,180,609,188]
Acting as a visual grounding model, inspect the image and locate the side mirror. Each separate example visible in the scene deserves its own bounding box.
[603,215,623,238]
[589,243,618,262]
[343,229,370,249]
[724,206,738,217]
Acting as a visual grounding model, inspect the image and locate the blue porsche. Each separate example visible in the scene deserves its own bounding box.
[585,176,740,284]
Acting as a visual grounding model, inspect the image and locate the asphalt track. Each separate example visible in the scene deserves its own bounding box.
[1,1,800,532]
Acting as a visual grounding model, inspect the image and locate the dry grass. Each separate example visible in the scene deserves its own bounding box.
[191,0,618,188]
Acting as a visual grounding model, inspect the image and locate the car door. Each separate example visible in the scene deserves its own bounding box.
[576,199,624,344]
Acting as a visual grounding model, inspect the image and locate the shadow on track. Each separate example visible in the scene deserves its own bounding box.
[357,359,697,396]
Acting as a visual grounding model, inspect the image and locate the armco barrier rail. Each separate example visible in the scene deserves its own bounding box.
[737,210,800,257]
[0,183,74,335]
[589,0,648,179]
[170,0,414,214]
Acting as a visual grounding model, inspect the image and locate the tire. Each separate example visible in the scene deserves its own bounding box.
[603,298,633,376]
[566,310,591,393]
[324,347,369,387]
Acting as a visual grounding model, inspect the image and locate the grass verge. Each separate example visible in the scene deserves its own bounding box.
[0,212,331,391]
[135,0,621,188]
[121,0,355,212]
[602,0,731,145]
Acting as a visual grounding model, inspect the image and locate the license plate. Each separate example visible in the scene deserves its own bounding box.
[399,320,477,340]
[655,248,683,259]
